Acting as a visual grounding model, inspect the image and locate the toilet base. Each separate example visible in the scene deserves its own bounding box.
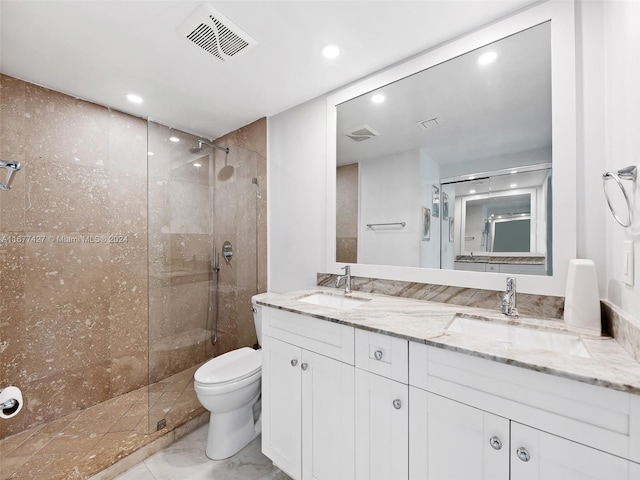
[205,393,262,460]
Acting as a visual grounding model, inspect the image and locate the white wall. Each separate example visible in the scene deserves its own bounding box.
[267,97,327,293]
[601,0,640,319]
[359,150,420,267]
[268,0,639,321]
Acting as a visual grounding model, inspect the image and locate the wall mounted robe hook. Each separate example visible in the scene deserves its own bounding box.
[602,165,637,228]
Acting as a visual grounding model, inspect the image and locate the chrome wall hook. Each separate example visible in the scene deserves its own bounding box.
[602,165,637,228]
[0,160,21,191]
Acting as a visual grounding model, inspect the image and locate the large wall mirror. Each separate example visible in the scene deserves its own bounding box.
[326,0,576,296]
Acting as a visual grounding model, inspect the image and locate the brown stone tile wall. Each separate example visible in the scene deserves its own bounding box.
[0,74,148,439]
[0,74,267,441]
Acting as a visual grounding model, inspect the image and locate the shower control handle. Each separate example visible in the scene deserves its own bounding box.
[291,359,298,367]
[374,350,383,360]
[301,363,309,371]
[393,399,402,410]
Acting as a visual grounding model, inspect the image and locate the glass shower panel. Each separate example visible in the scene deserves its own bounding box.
[147,122,214,433]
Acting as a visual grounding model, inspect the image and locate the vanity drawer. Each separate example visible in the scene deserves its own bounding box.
[262,306,354,364]
[355,329,408,383]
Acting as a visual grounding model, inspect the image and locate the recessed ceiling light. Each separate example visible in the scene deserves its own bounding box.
[510,183,517,188]
[126,93,143,104]
[372,94,385,104]
[169,136,180,143]
[478,51,497,65]
[322,45,340,59]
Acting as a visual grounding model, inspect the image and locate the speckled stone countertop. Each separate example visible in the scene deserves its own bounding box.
[257,288,640,395]
[455,255,545,265]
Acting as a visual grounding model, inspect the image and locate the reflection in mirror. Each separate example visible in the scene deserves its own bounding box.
[335,21,552,275]
[446,164,551,275]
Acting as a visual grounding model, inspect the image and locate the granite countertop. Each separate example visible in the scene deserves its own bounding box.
[257,288,640,395]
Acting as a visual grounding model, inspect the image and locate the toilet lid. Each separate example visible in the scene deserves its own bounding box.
[195,347,261,384]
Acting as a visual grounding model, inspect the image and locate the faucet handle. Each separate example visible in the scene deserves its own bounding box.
[341,265,350,274]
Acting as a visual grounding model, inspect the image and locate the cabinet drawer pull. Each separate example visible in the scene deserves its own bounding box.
[393,399,402,410]
[374,350,383,360]
[516,447,530,462]
[301,363,309,371]
[489,436,502,450]
[291,359,298,367]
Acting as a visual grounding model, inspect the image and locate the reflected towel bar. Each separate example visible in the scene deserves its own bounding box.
[366,222,406,228]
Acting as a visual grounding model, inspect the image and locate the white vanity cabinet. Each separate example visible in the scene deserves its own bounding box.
[409,342,640,479]
[354,330,409,480]
[409,388,510,480]
[261,307,355,480]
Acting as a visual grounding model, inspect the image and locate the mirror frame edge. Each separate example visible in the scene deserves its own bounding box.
[325,0,576,297]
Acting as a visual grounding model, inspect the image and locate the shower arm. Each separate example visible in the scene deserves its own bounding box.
[199,140,229,155]
[0,160,21,191]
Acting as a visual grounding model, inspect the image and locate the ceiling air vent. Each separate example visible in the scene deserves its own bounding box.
[177,4,256,61]
[417,117,441,130]
[345,125,380,142]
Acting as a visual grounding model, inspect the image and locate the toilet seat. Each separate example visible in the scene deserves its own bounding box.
[195,347,261,386]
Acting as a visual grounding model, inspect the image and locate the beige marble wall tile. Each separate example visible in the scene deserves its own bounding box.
[1,75,150,439]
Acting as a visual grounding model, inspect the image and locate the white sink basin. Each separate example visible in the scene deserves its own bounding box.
[299,292,369,311]
[446,315,590,358]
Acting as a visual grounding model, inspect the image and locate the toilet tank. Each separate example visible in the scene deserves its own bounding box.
[251,293,271,346]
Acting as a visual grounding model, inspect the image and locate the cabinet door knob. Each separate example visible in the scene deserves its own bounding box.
[516,447,530,462]
[291,359,298,367]
[489,436,502,450]
[393,399,402,410]
[374,350,383,360]
[301,363,309,371]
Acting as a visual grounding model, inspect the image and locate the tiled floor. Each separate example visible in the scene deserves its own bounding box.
[0,366,205,480]
[114,426,290,480]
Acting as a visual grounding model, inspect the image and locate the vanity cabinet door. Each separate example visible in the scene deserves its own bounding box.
[409,387,509,480]
[262,335,355,480]
[510,422,633,480]
[301,349,355,480]
[355,369,409,480]
[262,335,302,479]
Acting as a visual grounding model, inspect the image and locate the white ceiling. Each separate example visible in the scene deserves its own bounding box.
[0,0,538,141]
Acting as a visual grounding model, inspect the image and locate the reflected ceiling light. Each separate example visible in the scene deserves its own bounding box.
[470,189,477,194]
[511,169,518,174]
[169,136,180,143]
[510,183,517,188]
[478,51,497,65]
[322,45,340,59]
[126,93,143,104]
[193,162,202,168]
[372,94,385,104]
[148,151,154,156]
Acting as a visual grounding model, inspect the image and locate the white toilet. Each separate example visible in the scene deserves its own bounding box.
[194,293,268,460]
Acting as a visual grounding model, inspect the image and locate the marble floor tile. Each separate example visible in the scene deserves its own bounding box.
[115,426,290,480]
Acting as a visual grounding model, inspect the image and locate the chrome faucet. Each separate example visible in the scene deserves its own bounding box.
[501,277,518,317]
[336,265,352,294]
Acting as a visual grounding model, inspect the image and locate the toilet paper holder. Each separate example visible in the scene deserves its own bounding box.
[0,386,23,418]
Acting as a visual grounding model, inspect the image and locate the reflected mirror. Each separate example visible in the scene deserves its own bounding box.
[335,21,552,276]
